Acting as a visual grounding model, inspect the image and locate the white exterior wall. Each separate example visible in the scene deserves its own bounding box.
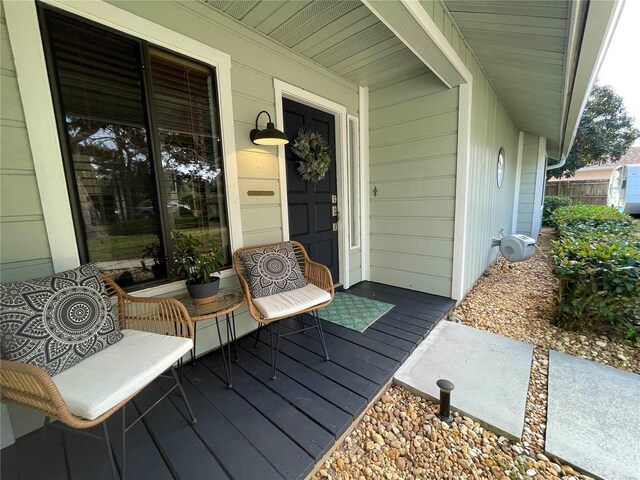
[369,73,457,297]
[381,0,522,299]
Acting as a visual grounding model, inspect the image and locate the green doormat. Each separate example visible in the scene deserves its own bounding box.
[318,292,394,332]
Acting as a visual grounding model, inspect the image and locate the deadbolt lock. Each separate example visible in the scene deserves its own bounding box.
[333,223,338,232]
[332,194,337,203]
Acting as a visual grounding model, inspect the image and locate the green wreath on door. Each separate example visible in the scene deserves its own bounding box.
[290,128,331,183]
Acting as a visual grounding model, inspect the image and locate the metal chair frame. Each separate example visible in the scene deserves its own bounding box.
[233,241,334,379]
[0,274,197,480]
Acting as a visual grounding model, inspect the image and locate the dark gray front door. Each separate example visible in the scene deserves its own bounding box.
[283,98,339,281]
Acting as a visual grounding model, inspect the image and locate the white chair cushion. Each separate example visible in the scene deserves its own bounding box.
[52,329,192,420]
[252,283,332,320]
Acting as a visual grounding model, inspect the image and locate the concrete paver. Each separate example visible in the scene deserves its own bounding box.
[394,321,533,440]
[546,351,640,480]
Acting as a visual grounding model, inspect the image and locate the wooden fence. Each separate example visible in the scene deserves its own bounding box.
[545,179,609,205]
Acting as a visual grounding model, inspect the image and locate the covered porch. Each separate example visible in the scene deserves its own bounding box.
[0,0,621,476]
[1,282,454,480]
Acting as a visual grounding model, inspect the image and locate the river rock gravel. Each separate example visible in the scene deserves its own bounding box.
[452,227,639,374]
[313,385,588,480]
[313,228,638,479]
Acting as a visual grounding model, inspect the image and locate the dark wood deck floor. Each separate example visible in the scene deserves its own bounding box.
[1,281,454,480]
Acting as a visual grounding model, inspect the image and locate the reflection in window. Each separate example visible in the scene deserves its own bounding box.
[149,49,230,272]
[44,10,165,287]
[41,8,230,289]
[348,116,360,249]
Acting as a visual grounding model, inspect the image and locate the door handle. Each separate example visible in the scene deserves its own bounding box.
[332,205,340,220]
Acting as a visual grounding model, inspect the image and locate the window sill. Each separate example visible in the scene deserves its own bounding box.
[131,267,238,298]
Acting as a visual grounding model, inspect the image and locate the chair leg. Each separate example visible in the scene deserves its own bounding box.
[269,322,281,380]
[254,323,263,348]
[171,367,197,424]
[121,405,126,480]
[297,314,305,333]
[40,416,50,441]
[214,315,232,388]
[102,421,119,480]
[229,311,239,362]
[313,311,330,361]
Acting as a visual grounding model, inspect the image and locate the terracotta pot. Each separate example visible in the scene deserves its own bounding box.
[186,276,220,305]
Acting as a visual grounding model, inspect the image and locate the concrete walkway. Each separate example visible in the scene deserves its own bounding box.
[394,321,534,440]
[546,351,640,480]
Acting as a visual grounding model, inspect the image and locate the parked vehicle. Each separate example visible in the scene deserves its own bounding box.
[607,164,640,215]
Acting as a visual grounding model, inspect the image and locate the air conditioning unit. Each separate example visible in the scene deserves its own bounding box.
[491,234,536,262]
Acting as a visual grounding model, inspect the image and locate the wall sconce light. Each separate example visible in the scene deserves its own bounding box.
[249,110,289,146]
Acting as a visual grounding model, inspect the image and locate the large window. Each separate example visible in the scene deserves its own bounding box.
[41,7,230,289]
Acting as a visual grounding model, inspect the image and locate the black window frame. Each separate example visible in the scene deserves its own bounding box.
[38,3,230,291]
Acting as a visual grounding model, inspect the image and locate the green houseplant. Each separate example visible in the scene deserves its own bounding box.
[172,231,225,304]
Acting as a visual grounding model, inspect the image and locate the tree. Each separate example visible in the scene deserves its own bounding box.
[548,84,639,179]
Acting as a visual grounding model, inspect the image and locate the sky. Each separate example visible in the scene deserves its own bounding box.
[597,0,640,145]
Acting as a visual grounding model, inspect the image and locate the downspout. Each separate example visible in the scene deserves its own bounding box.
[546,155,566,171]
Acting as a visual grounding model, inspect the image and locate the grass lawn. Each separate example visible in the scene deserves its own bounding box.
[87,225,226,262]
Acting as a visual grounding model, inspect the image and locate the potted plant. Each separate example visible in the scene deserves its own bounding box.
[172,231,225,304]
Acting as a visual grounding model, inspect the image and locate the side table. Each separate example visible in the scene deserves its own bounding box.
[174,288,245,388]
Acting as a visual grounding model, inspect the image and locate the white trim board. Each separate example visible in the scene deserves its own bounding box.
[273,79,351,289]
[346,114,361,252]
[5,0,243,279]
[512,131,525,233]
[4,0,78,272]
[531,137,548,239]
[359,86,371,282]
[451,83,472,302]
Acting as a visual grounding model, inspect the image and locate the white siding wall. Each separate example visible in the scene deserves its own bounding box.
[368,1,521,298]
[425,0,521,297]
[369,73,457,297]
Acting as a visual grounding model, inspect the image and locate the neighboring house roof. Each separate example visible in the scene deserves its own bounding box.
[547,146,640,181]
[578,146,640,171]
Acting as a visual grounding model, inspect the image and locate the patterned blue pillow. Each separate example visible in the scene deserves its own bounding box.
[239,242,307,298]
[0,263,123,376]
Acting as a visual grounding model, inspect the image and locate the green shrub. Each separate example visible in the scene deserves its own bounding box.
[549,204,639,337]
[543,196,571,226]
[550,237,639,330]
[550,204,633,233]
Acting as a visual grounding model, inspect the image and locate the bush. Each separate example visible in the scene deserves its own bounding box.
[550,204,634,233]
[543,196,571,226]
[549,204,639,339]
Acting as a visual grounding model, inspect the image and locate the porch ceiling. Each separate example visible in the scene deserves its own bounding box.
[442,0,571,156]
[202,0,431,90]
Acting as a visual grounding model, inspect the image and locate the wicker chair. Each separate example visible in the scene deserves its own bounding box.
[233,241,334,379]
[0,274,196,480]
